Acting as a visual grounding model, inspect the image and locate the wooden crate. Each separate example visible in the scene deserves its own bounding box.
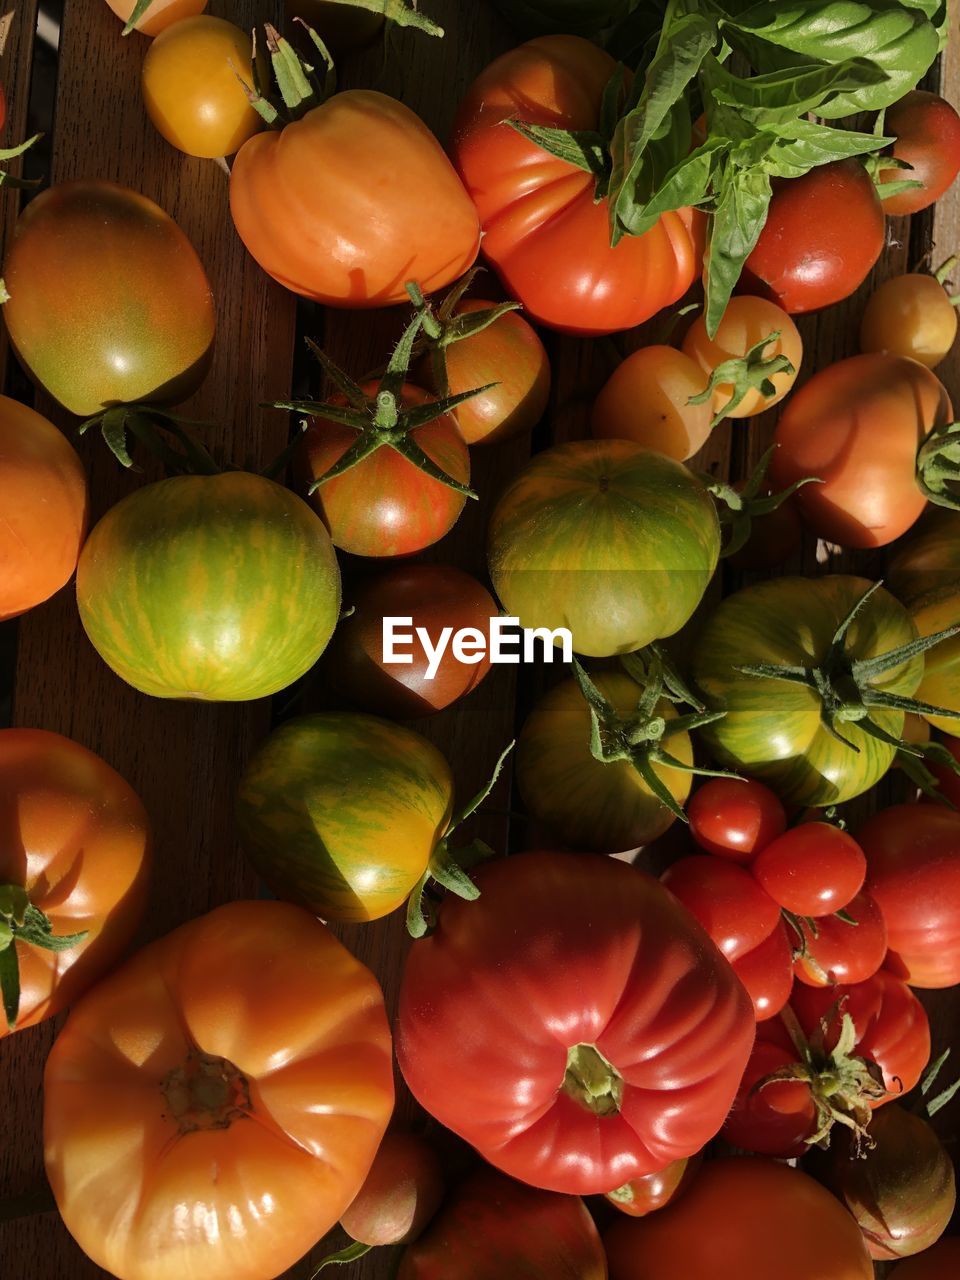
[0,2,957,1277]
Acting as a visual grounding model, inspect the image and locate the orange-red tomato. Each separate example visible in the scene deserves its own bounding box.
[682,297,802,418]
[230,92,480,307]
[0,396,88,621]
[0,729,149,1035]
[861,272,958,370]
[605,1155,700,1218]
[591,346,713,461]
[105,0,207,36]
[881,91,960,217]
[44,899,394,1280]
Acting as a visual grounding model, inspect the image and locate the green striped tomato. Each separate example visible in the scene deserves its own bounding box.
[76,472,340,701]
[691,576,923,807]
[909,586,960,734]
[236,713,454,924]
[889,510,960,603]
[487,440,720,658]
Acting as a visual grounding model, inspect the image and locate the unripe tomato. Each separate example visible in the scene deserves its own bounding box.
[340,1132,443,1247]
[861,273,958,369]
[590,345,713,461]
[682,297,802,418]
[105,0,207,36]
[142,17,262,159]
[881,91,960,216]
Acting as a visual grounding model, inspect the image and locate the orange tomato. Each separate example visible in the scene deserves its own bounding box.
[0,729,149,1035]
[106,0,207,36]
[44,899,394,1280]
[682,296,802,419]
[0,396,88,620]
[861,272,958,370]
[591,345,713,461]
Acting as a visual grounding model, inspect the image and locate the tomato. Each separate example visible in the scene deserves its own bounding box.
[681,297,802,419]
[859,804,960,988]
[891,1238,960,1278]
[397,1167,607,1280]
[0,396,87,621]
[771,353,952,549]
[453,37,703,336]
[861,272,958,370]
[44,900,394,1280]
[487,439,720,658]
[605,1158,873,1280]
[889,509,960,602]
[285,0,383,52]
[590,346,714,462]
[810,1105,956,1261]
[0,729,149,1035]
[76,472,340,701]
[396,851,755,1195]
[881,91,960,216]
[489,0,634,36]
[793,890,888,988]
[516,671,695,853]
[721,1036,819,1158]
[729,921,795,1022]
[230,89,479,306]
[2,181,215,417]
[299,383,470,558]
[742,159,885,314]
[142,17,261,159]
[236,712,454,924]
[605,1155,700,1219]
[106,0,207,36]
[324,564,497,718]
[692,576,926,807]
[687,778,786,863]
[908,586,960,733]
[751,824,866,917]
[339,1132,443,1248]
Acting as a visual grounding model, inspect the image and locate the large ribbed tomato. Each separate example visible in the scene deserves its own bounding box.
[44,900,394,1280]
[453,36,703,336]
[396,851,754,1195]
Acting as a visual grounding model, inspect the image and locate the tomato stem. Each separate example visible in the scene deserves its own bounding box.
[562,1043,624,1117]
[0,884,87,1030]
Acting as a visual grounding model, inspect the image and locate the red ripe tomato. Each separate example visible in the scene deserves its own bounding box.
[605,1154,700,1219]
[741,160,885,314]
[397,851,755,1195]
[793,890,888,988]
[729,919,794,1022]
[859,804,960,988]
[891,1237,960,1278]
[453,36,703,336]
[722,1035,819,1158]
[751,823,866,917]
[881,91,960,216]
[687,778,787,863]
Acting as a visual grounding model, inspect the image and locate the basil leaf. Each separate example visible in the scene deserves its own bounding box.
[704,164,772,337]
[613,98,697,235]
[505,120,609,180]
[709,54,888,123]
[761,118,891,177]
[643,137,730,219]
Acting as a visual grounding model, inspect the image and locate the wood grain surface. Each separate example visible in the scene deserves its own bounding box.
[0,1,957,1277]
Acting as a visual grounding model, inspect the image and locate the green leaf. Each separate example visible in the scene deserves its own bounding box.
[708,55,887,124]
[0,944,20,1029]
[121,0,156,35]
[311,1241,373,1274]
[703,164,772,337]
[505,121,608,182]
[624,136,728,235]
[762,118,890,179]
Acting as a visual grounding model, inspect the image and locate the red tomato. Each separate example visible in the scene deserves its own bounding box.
[881,91,960,216]
[891,1237,960,1278]
[793,890,888,988]
[453,36,703,336]
[741,160,885,314]
[660,855,781,961]
[751,823,866,917]
[396,851,755,1195]
[687,778,787,863]
[730,919,794,1022]
[722,1036,818,1158]
[859,804,960,988]
[605,1154,700,1219]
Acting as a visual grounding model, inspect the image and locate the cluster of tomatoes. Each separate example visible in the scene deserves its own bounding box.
[3,1,960,1279]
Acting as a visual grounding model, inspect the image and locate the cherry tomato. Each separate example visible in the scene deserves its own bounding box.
[661,856,781,961]
[605,1154,701,1219]
[881,91,960,216]
[682,297,802,418]
[730,919,794,1022]
[590,345,714,462]
[861,272,958,370]
[742,160,885,314]
[105,0,206,36]
[722,1036,818,1158]
[751,823,866,917]
[687,778,787,863]
[891,1237,960,1278]
[793,890,888,988]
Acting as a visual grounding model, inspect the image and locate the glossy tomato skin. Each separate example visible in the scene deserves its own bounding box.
[741,160,885,314]
[687,777,786,863]
[237,712,454,924]
[231,92,480,306]
[516,672,694,853]
[729,920,794,1022]
[590,345,714,462]
[605,1155,700,1219]
[453,37,703,336]
[882,91,960,216]
[909,586,960,733]
[605,1158,873,1280]
[859,804,960,988]
[325,564,497,717]
[77,473,340,701]
[721,1036,818,1157]
[106,0,206,35]
[861,273,958,370]
[0,396,87,621]
[794,890,888,988]
[2,181,216,417]
[0,729,150,1035]
[44,900,394,1280]
[751,823,866,917]
[771,353,952,549]
[300,384,470,558]
[682,297,803,418]
[340,1132,443,1248]
[890,1237,960,1278]
[397,852,754,1195]
[487,439,720,657]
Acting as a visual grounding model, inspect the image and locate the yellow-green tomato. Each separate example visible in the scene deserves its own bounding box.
[142,17,261,160]
[860,273,959,370]
[910,585,960,734]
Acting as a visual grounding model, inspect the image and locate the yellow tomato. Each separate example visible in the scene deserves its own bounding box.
[683,296,803,418]
[591,345,714,461]
[861,273,959,370]
[106,0,207,37]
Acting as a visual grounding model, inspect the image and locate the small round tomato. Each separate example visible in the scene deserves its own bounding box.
[605,1155,700,1219]
[682,297,802,418]
[590,345,714,462]
[861,272,958,370]
[721,1036,818,1158]
[661,856,780,962]
[742,160,885,314]
[106,0,206,36]
[730,919,794,1022]
[751,823,866,917]
[881,91,960,216]
[339,1132,443,1249]
[142,17,262,159]
[891,1238,960,1278]
[793,890,888,988]
[687,777,787,863]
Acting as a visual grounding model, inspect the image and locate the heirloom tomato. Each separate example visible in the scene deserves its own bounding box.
[793,890,888,988]
[741,160,885,314]
[889,509,960,602]
[861,271,959,370]
[682,297,802,419]
[397,851,755,1195]
[236,712,454,924]
[76,472,340,701]
[590,346,714,462]
[687,777,786,863]
[771,353,952,549]
[0,396,87,621]
[881,91,960,216]
[859,804,960,988]
[0,729,149,1035]
[692,576,932,807]
[339,1131,443,1249]
[908,586,960,732]
[2,181,215,417]
[453,37,703,336]
[605,1155,700,1219]
[751,823,866,918]
[142,17,262,159]
[605,1158,873,1280]
[106,0,206,36]
[44,900,394,1280]
[487,439,720,658]
[891,1238,960,1277]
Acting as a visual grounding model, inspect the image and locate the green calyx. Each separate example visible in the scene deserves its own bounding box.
[406,272,519,402]
[687,329,795,427]
[916,417,960,511]
[700,442,820,560]
[563,1042,624,1117]
[239,22,337,127]
[933,254,960,306]
[78,405,222,476]
[0,884,87,1031]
